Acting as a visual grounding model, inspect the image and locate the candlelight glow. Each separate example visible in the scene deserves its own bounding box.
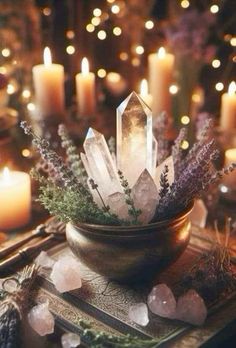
[2,167,10,185]
[140,79,148,96]
[81,57,89,74]
[44,47,52,67]
[228,81,236,96]
[157,47,166,59]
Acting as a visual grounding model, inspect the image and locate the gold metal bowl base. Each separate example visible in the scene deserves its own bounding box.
[66,202,194,284]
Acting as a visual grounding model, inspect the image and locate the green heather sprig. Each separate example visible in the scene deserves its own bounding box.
[118,170,141,224]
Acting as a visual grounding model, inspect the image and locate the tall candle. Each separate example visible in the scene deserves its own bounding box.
[148,47,174,117]
[32,47,65,118]
[220,81,236,130]
[139,79,152,109]
[76,57,96,117]
[0,168,31,230]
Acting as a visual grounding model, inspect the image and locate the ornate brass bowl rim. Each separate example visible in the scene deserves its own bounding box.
[69,201,194,237]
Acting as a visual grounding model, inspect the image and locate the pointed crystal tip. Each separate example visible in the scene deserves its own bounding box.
[86,127,100,139]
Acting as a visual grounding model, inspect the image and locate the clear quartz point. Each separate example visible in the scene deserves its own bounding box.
[116,92,153,187]
[83,128,121,201]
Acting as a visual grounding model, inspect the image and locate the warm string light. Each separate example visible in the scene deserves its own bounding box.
[212,59,221,68]
[215,82,224,91]
[97,30,107,40]
[181,0,190,9]
[66,45,75,55]
[97,68,107,78]
[169,84,179,94]
[1,48,11,58]
[181,115,190,125]
[86,24,95,33]
[145,20,154,30]
[230,37,236,47]
[210,4,219,14]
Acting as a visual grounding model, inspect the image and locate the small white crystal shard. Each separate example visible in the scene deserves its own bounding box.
[50,256,82,293]
[132,169,158,224]
[190,199,208,228]
[83,128,121,201]
[61,332,81,348]
[116,92,153,187]
[175,289,207,326]
[107,192,129,220]
[147,284,176,319]
[128,303,149,326]
[28,303,55,336]
[35,251,55,269]
[155,156,175,192]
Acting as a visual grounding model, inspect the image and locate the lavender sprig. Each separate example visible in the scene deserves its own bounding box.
[58,124,87,183]
[20,121,91,200]
[118,170,141,224]
[159,165,170,199]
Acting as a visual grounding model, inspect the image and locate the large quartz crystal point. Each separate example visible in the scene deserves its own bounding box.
[83,128,121,201]
[132,169,158,224]
[155,155,175,192]
[107,192,129,220]
[117,92,153,187]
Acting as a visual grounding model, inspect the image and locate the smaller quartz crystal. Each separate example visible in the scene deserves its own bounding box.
[50,255,82,293]
[132,169,158,224]
[147,283,176,318]
[190,199,208,228]
[28,302,55,336]
[107,192,129,220]
[35,251,55,269]
[128,303,149,326]
[175,289,207,326]
[61,332,81,348]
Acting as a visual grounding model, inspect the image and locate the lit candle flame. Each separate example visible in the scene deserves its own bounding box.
[2,167,10,185]
[81,57,89,74]
[43,47,52,67]
[140,79,148,96]
[228,81,236,96]
[157,47,166,59]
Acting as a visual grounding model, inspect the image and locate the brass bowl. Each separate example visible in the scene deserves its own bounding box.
[66,202,194,284]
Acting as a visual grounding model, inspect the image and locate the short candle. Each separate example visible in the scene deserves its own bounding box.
[32,47,65,118]
[76,57,96,117]
[0,168,31,230]
[220,81,236,130]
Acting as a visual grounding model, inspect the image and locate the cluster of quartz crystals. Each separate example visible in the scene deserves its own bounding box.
[81,92,174,224]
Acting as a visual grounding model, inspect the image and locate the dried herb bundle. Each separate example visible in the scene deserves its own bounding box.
[181,219,236,303]
[0,265,38,348]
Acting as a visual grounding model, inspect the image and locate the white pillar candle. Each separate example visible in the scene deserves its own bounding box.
[139,79,152,109]
[32,47,65,118]
[220,81,236,130]
[148,47,174,118]
[76,57,96,117]
[0,168,31,230]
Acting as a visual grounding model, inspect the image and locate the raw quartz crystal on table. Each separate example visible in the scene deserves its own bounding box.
[128,303,149,326]
[50,255,82,293]
[61,332,81,348]
[147,284,207,326]
[80,92,174,224]
[28,302,55,336]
